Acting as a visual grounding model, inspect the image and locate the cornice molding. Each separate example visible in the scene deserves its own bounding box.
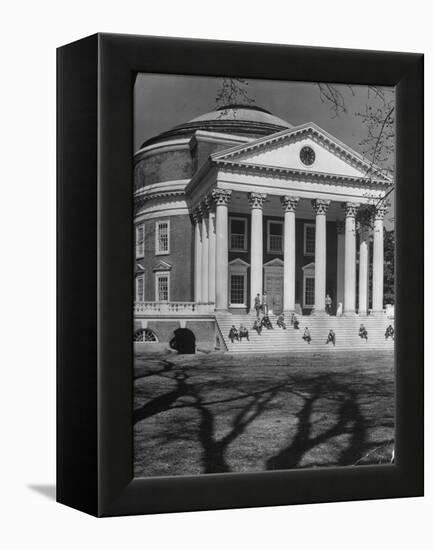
[216,158,389,188]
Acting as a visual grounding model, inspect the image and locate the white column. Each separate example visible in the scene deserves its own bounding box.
[193,209,202,303]
[207,202,216,306]
[358,223,369,315]
[200,203,209,304]
[336,221,345,309]
[212,189,232,311]
[281,196,299,312]
[248,193,267,313]
[372,205,387,312]
[312,199,330,315]
[343,202,359,315]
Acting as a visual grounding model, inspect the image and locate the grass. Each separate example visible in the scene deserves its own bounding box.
[134,350,394,477]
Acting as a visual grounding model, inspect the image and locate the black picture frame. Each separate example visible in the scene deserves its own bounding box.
[57,33,424,517]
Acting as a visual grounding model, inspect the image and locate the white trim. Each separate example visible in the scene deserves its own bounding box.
[229,216,248,252]
[302,263,315,309]
[303,223,316,256]
[134,138,191,158]
[135,274,145,302]
[135,222,145,259]
[155,271,170,302]
[228,258,249,307]
[155,219,170,255]
[267,219,284,253]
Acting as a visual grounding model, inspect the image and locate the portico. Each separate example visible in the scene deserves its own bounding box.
[191,191,387,316]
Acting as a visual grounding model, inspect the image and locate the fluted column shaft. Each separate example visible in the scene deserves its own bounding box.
[281,196,299,312]
[200,208,209,303]
[248,193,267,312]
[208,209,216,305]
[372,205,387,312]
[213,189,232,311]
[343,202,359,314]
[358,224,369,315]
[336,221,345,308]
[193,210,202,303]
[312,199,330,314]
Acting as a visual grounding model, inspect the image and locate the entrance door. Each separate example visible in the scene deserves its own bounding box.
[264,273,283,315]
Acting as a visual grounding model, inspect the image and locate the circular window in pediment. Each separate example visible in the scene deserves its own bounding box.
[300,146,315,166]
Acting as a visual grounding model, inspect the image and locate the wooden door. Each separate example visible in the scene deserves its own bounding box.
[265,273,283,315]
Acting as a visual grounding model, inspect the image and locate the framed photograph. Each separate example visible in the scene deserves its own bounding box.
[57,33,423,517]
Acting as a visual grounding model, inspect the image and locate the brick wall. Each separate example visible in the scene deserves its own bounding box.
[134,149,193,189]
[136,214,194,302]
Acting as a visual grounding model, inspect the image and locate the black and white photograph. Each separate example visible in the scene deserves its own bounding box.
[133,74,396,477]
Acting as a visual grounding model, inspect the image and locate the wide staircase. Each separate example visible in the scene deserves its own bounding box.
[216,312,394,354]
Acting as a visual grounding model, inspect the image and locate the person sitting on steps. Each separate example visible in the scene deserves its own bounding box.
[277,313,286,329]
[261,314,273,330]
[302,327,311,344]
[228,325,239,343]
[239,324,249,341]
[325,328,336,346]
[359,324,368,341]
[253,318,262,335]
[385,324,394,340]
[292,315,300,330]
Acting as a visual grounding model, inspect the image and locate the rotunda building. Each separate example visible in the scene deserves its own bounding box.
[133,104,391,353]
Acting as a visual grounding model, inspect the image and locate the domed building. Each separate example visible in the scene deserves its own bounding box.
[133,105,392,352]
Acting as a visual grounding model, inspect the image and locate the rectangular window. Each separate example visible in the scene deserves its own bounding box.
[135,223,145,259]
[304,276,315,307]
[229,217,247,251]
[155,220,170,254]
[136,275,145,301]
[304,223,315,255]
[230,274,245,305]
[267,220,283,253]
[156,273,169,301]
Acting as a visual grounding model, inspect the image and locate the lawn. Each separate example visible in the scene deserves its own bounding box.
[134,350,395,477]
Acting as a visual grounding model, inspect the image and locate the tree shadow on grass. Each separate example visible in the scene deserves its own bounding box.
[133,359,293,473]
[189,381,287,473]
[133,361,190,424]
[266,375,367,470]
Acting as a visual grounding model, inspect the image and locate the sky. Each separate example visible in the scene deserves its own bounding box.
[133,73,395,226]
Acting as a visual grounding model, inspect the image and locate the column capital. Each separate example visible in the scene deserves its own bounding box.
[312,198,330,215]
[336,220,345,235]
[191,207,202,223]
[374,204,388,220]
[211,188,232,206]
[198,200,210,217]
[248,192,267,210]
[204,193,216,213]
[343,202,360,218]
[280,195,300,213]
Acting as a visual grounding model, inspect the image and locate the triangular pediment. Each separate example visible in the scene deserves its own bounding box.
[228,258,250,267]
[264,258,284,268]
[302,262,315,272]
[152,259,172,272]
[212,123,391,182]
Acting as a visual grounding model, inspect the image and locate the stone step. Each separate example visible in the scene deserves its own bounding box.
[216,313,394,353]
